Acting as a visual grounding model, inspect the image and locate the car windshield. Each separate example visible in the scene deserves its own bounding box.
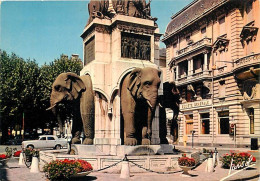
[39,137,46,140]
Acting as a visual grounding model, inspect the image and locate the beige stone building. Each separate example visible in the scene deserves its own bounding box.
[162,0,260,148]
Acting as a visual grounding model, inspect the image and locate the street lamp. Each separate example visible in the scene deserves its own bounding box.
[191,130,195,148]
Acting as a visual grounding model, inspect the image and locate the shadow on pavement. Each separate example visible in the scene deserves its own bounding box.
[229,174,260,181]
[0,164,8,181]
[70,176,97,181]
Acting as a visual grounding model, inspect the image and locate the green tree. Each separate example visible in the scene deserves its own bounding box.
[0,50,41,142]
[0,51,82,143]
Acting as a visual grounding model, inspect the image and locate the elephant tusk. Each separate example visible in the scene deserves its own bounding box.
[159,103,163,108]
[146,100,153,109]
[46,104,57,111]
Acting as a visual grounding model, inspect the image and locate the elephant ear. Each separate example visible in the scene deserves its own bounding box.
[128,68,142,97]
[65,72,86,99]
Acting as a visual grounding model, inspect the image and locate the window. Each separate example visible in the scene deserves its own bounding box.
[179,61,188,78]
[201,113,210,134]
[218,111,229,134]
[186,35,193,45]
[219,17,225,36]
[219,80,226,98]
[249,108,254,134]
[173,43,177,57]
[47,137,55,140]
[185,114,193,135]
[40,137,46,140]
[201,27,206,38]
[193,54,204,72]
[173,68,177,81]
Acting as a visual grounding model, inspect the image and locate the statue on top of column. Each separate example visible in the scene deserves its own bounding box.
[86,0,157,25]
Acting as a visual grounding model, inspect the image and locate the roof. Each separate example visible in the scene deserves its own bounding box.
[164,0,228,40]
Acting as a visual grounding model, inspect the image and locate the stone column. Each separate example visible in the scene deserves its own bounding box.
[188,59,191,76]
[190,58,193,75]
[204,52,208,74]
[176,65,179,80]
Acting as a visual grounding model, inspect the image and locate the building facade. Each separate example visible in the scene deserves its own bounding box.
[162,0,260,148]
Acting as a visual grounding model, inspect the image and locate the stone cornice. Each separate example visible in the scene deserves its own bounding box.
[162,0,240,44]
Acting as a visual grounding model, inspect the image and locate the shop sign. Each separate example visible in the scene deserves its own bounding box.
[180,99,212,110]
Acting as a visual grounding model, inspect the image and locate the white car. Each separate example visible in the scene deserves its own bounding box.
[22,135,67,149]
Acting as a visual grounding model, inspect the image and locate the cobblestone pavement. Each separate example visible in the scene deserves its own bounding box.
[0,157,259,181]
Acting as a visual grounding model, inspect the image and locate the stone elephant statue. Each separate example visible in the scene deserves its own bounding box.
[161,81,180,137]
[47,72,95,145]
[121,67,161,145]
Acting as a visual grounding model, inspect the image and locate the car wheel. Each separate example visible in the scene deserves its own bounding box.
[55,144,61,150]
[27,145,34,149]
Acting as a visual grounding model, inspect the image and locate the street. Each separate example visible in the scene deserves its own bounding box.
[0,145,259,181]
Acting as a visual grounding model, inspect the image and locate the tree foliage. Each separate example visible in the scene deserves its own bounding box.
[0,51,82,141]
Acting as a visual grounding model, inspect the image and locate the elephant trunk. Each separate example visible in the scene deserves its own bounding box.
[147,106,155,136]
[145,91,158,110]
[47,93,57,110]
[51,107,64,135]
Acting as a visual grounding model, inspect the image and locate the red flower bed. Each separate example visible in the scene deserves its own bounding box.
[178,156,195,167]
[221,152,256,169]
[252,156,256,162]
[43,159,93,180]
[13,150,22,157]
[0,154,7,160]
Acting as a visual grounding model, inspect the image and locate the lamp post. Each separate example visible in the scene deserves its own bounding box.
[191,130,195,148]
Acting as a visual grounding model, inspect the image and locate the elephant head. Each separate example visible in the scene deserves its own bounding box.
[47,73,86,136]
[128,67,161,110]
[47,72,86,110]
[121,67,161,145]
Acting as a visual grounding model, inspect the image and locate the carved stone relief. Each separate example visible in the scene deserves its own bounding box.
[117,24,154,35]
[121,32,151,60]
[84,37,95,65]
[243,80,260,100]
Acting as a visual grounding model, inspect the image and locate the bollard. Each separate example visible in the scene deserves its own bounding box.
[120,155,130,179]
[30,157,40,173]
[205,157,214,172]
[18,153,24,166]
[120,161,130,179]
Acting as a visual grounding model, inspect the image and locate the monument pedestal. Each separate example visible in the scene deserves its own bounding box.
[71,144,177,156]
[80,13,162,147]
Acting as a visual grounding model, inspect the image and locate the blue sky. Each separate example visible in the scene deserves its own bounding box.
[0,0,192,65]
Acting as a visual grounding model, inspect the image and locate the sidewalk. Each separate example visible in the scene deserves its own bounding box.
[1,157,259,181]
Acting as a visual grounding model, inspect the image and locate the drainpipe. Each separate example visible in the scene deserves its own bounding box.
[211,19,215,147]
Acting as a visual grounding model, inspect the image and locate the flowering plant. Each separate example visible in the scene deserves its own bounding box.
[0,154,8,160]
[13,150,22,157]
[43,159,93,180]
[23,148,40,157]
[178,156,195,167]
[221,152,255,169]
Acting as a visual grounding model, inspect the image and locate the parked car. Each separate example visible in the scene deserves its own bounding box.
[22,135,67,149]
[5,136,23,145]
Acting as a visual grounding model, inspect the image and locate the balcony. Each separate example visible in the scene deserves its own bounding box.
[233,53,260,72]
[176,37,212,58]
[176,71,212,86]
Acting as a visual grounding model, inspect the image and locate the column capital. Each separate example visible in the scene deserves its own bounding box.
[203,50,209,54]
